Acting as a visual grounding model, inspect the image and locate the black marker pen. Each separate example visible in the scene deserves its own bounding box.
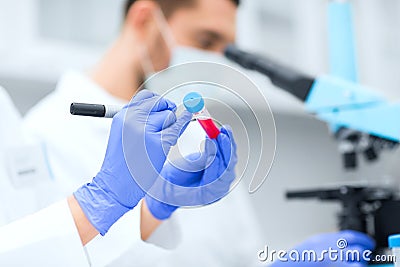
[70,103,123,118]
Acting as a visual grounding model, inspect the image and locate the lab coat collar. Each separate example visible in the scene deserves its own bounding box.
[56,70,128,106]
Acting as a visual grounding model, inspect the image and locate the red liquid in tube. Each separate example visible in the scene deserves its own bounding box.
[198,118,221,139]
[183,92,221,139]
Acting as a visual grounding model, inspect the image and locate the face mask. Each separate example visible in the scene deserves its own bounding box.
[144,46,235,101]
[169,46,232,67]
[139,7,176,80]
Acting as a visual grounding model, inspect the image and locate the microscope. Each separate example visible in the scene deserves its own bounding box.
[223,1,400,264]
[224,44,400,265]
[224,44,400,264]
[224,45,399,170]
[286,186,400,265]
[225,0,399,170]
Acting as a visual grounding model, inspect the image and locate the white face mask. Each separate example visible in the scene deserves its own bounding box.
[169,46,232,67]
[143,46,233,88]
[140,7,176,80]
[144,46,235,101]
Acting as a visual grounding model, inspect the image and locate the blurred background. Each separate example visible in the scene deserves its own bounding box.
[0,0,399,251]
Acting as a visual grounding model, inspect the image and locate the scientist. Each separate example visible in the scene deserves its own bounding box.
[0,87,237,265]
[24,0,263,266]
[23,0,375,266]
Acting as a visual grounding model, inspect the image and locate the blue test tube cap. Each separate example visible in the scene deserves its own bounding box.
[389,234,400,248]
[183,92,205,113]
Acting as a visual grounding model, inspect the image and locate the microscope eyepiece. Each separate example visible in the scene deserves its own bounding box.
[224,44,315,102]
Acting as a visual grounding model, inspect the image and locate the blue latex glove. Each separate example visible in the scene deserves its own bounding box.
[145,126,238,220]
[269,230,375,267]
[74,90,192,235]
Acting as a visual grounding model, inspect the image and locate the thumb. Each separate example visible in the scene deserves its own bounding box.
[128,90,177,113]
[340,231,375,250]
[162,111,192,147]
[131,89,157,104]
[217,126,237,168]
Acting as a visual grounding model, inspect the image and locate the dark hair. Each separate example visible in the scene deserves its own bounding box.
[124,0,240,18]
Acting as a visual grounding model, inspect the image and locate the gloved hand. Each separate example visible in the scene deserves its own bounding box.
[145,126,238,220]
[270,230,375,267]
[74,90,192,235]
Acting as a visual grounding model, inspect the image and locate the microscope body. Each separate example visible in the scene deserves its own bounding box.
[287,186,400,265]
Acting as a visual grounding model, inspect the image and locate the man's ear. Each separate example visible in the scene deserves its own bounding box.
[125,0,159,38]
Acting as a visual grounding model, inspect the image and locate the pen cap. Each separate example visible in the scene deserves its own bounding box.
[183,92,205,113]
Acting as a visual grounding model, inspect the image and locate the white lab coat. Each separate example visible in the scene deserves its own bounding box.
[0,201,90,266]
[0,86,88,265]
[0,86,146,266]
[24,71,264,266]
[23,73,179,266]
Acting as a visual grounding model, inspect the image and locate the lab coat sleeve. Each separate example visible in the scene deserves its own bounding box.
[146,213,182,250]
[104,212,182,266]
[0,200,89,266]
[85,200,182,266]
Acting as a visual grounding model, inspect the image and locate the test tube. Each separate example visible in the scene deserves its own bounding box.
[389,234,400,266]
[183,92,221,139]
